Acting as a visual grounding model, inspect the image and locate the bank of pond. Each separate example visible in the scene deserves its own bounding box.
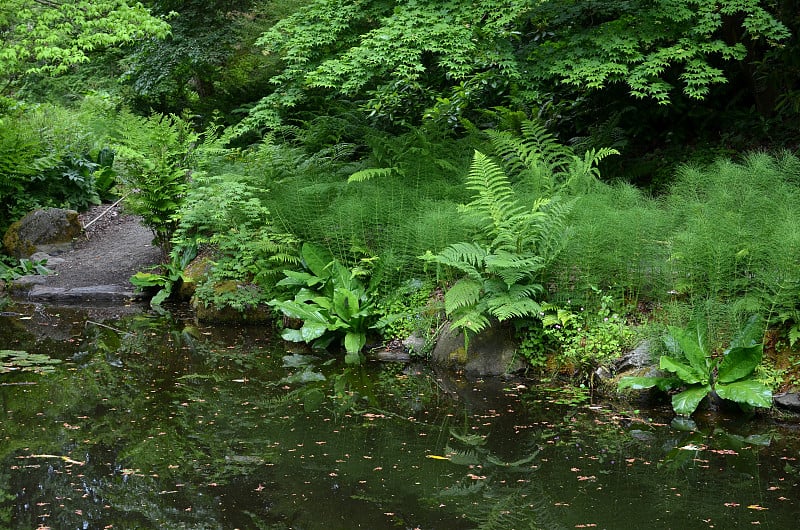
[1,303,799,529]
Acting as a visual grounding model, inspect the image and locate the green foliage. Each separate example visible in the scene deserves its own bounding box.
[373,278,442,352]
[487,120,618,195]
[130,244,196,308]
[0,257,51,282]
[528,0,790,104]
[515,320,552,370]
[619,315,773,416]
[0,101,119,234]
[551,181,670,305]
[665,152,800,332]
[113,111,198,253]
[269,243,380,364]
[267,125,472,289]
[0,0,170,91]
[541,293,636,372]
[237,0,534,133]
[421,150,573,336]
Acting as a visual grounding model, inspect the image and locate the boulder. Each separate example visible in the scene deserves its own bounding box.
[773,393,800,413]
[190,282,271,324]
[614,340,655,373]
[3,208,82,258]
[431,321,525,376]
[178,253,213,299]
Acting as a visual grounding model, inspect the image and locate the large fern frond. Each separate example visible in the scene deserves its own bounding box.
[445,278,483,315]
[487,293,543,321]
[347,166,398,183]
[431,242,488,273]
[563,147,620,193]
[463,151,524,237]
[450,310,491,335]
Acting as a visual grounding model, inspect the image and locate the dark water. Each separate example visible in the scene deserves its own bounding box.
[1,303,799,529]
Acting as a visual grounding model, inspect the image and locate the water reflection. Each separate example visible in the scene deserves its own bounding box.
[1,303,799,529]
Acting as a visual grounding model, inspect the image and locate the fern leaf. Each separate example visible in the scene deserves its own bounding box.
[487,295,542,321]
[445,278,483,315]
[451,310,491,335]
[347,167,398,183]
[464,151,522,234]
[434,242,488,274]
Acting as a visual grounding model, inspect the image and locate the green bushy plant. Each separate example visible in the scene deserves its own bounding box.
[0,257,51,281]
[269,243,380,365]
[170,169,300,311]
[551,182,670,306]
[515,319,552,370]
[541,293,636,373]
[663,152,800,343]
[619,315,772,416]
[421,122,615,339]
[421,150,574,336]
[373,279,445,355]
[113,111,198,253]
[130,244,197,308]
[0,103,117,233]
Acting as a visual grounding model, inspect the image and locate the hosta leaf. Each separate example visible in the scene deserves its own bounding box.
[270,299,328,325]
[659,355,706,385]
[671,385,711,416]
[344,331,366,355]
[275,270,318,287]
[333,287,360,321]
[301,321,328,342]
[618,376,680,391]
[666,324,710,374]
[281,328,304,343]
[301,242,334,279]
[716,379,772,409]
[717,344,762,383]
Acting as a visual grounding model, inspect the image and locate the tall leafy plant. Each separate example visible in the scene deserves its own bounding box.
[421,150,573,336]
[113,112,198,254]
[421,121,616,339]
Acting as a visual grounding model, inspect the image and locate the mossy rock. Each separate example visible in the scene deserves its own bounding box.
[3,208,82,258]
[178,254,214,300]
[431,321,525,375]
[190,281,271,324]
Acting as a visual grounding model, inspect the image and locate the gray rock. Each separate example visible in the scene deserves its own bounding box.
[10,275,48,289]
[29,252,65,266]
[370,350,411,362]
[402,332,427,354]
[26,284,144,303]
[431,321,525,376]
[3,208,82,258]
[773,393,800,413]
[615,340,655,372]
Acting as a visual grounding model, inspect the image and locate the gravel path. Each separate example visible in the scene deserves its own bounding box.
[42,203,163,289]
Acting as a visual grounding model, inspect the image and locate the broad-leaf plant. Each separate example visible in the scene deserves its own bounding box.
[269,243,377,365]
[619,316,772,416]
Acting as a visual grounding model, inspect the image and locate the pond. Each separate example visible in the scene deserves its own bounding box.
[1,303,799,529]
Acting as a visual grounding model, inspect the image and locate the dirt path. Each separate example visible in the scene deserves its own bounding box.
[39,203,163,289]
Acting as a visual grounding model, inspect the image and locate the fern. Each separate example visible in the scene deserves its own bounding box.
[347,167,398,183]
[422,150,571,338]
[487,119,618,196]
